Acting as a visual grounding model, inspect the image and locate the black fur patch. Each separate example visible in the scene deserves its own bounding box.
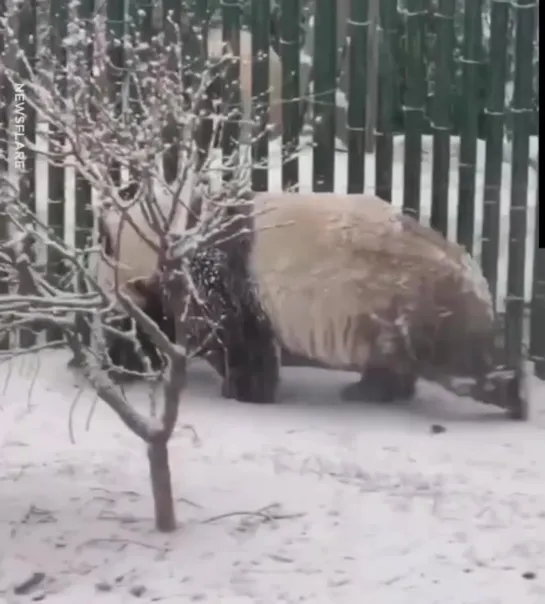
[103,304,174,378]
[163,245,279,403]
[340,368,417,403]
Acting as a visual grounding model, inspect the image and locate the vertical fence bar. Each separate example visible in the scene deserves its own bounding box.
[401,0,426,219]
[162,0,181,185]
[346,0,368,194]
[531,159,544,379]
[312,0,336,192]
[504,0,535,419]
[194,0,209,58]
[127,1,153,181]
[0,0,7,181]
[481,0,509,306]
[17,0,36,218]
[0,0,12,350]
[280,0,300,190]
[181,2,210,176]
[221,0,241,182]
[530,17,543,379]
[18,0,37,349]
[456,0,483,253]
[251,0,270,192]
[375,0,397,202]
[74,0,95,347]
[106,0,124,187]
[430,0,455,236]
[46,0,68,343]
[162,0,181,184]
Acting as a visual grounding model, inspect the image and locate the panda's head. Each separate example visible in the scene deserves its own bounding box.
[95,184,164,310]
[95,201,177,375]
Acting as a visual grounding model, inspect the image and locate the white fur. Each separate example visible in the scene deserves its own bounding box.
[96,200,187,309]
[248,192,495,371]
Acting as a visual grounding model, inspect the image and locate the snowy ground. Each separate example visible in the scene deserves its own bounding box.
[1,351,545,603]
[3,128,541,601]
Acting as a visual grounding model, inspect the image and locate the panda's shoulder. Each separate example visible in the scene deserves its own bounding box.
[191,247,227,278]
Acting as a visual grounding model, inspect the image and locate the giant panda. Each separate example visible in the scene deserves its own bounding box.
[135,191,508,406]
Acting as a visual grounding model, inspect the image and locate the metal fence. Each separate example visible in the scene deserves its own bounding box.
[0,0,542,382]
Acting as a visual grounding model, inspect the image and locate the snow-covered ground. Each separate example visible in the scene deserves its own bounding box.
[2,133,542,602]
[1,351,545,603]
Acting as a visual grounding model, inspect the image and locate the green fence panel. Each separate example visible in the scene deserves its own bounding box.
[221,0,242,181]
[47,0,68,343]
[194,0,210,57]
[280,0,300,190]
[74,0,95,348]
[430,0,455,237]
[312,0,336,192]
[530,12,543,380]
[504,0,535,418]
[106,0,124,187]
[401,0,426,219]
[456,0,483,253]
[14,0,37,349]
[375,0,398,202]
[251,0,270,192]
[0,0,11,350]
[346,0,368,194]
[531,166,544,379]
[163,0,181,184]
[481,0,509,305]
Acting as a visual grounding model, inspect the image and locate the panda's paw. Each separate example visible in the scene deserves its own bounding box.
[341,369,416,403]
[340,379,372,402]
[67,354,83,369]
[340,378,399,403]
[221,372,279,404]
[221,378,235,399]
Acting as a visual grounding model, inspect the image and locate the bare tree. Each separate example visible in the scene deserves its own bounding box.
[0,5,259,532]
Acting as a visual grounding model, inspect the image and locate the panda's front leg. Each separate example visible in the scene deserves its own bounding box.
[217,322,281,404]
[195,339,280,403]
[340,366,417,403]
[220,342,280,403]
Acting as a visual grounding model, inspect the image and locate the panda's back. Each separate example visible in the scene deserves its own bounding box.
[248,192,493,370]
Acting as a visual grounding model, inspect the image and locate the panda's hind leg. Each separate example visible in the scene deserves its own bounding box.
[340,367,417,403]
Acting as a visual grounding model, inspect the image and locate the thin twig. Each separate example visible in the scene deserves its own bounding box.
[201,504,306,525]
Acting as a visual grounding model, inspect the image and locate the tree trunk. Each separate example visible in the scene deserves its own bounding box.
[148,439,176,532]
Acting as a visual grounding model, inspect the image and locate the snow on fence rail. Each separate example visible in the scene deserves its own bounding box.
[0,0,542,382]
